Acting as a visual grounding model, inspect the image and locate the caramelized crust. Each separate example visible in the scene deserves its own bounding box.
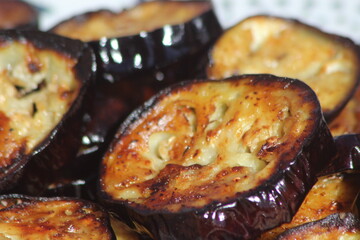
[276,213,360,239]
[51,1,210,41]
[0,195,115,239]
[101,75,322,212]
[0,40,80,169]
[207,15,360,119]
[259,173,360,239]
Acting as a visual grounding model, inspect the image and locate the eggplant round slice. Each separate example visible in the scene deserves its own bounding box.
[0,194,116,239]
[0,30,95,193]
[99,74,336,240]
[207,15,360,121]
[0,0,38,30]
[275,213,360,240]
[50,0,222,75]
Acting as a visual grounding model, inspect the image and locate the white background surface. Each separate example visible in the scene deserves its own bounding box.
[26,0,360,43]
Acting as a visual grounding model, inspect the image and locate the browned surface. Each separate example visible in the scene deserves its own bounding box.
[52,1,210,41]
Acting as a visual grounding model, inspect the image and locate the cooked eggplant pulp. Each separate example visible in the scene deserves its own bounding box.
[207,16,360,120]
[0,195,116,239]
[100,75,335,239]
[0,41,79,155]
[0,30,94,193]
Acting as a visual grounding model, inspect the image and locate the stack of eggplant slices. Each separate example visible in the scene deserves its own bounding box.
[0,0,359,239]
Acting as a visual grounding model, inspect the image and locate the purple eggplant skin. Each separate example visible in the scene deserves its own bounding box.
[319,134,360,176]
[98,74,337,240]
[0,30,96,195]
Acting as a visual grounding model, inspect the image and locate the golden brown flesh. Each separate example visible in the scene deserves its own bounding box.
[276,213,360,240]
[259,172,360,239]
[51,1,210,41]
[207,15,360,120]
[0,195,116,239]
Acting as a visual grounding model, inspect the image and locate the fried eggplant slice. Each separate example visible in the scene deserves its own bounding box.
[259,172,360,239]
[99,74,335,240]
[207,15,360,121]
[0,0,38,30]
[50,0,222,74]
[0,30,94,193]
[0,194,116,239]
[275,213,360,239]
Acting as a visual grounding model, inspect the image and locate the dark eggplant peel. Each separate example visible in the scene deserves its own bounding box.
[50,0,222,75]
[99,74,335,239]
[0,194,116,239]
[0,0,38,30]
[275,213,360,240]
[0,30,94,193]
[207,15,360,121]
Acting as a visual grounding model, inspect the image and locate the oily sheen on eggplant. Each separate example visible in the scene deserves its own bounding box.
[0,30,94,193]
[207,15,360,121]
[275,213,360,240]
[99,74,335,240]
[0,194,116,239]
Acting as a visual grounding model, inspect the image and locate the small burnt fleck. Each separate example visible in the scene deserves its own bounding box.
[27,62,41,73]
